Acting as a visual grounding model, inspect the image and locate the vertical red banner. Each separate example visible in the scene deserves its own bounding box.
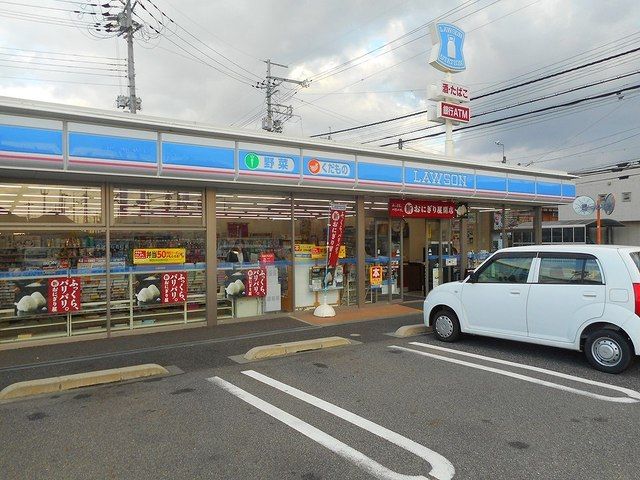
[246,268,267,297]
[161,272,188,304]
[327,204,347,268]
[48,277,82,313]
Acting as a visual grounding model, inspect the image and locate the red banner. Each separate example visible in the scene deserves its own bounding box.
[259,252,275,264]
[48,277,82,313]
[161,272,188,304]
[389,199,457,219]
[327,205,347,268]
[246,268,267,297]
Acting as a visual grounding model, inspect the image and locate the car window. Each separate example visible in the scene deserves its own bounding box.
[630,252,640,273]
[538,256,603,284]
[477,256,534,284]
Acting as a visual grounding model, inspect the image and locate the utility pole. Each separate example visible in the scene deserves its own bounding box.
[258,59,308,133]
[115,0,142,113]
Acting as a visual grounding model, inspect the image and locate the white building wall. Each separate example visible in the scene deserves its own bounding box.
[558,172,640,246]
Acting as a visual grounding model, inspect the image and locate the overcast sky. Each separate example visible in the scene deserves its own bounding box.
[0,0,639,173]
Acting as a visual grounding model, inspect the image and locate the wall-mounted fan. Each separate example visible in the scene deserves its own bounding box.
[572,196,596,216]
[601,193,616,215]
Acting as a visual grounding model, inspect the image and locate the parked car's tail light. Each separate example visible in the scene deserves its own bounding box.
[634,283,640,317]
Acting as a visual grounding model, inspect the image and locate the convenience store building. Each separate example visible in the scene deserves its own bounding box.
[0,97,576,345]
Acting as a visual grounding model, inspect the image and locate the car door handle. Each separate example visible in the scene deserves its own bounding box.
[509,290,521,295]
[583,292,597,298]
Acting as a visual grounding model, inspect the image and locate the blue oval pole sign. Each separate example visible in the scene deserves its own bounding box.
[429,23,466,73]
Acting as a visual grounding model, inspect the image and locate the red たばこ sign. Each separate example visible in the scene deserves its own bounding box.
[327,204,347,268]
[246,268,267,297]
[389,199,457,219]
[48,277,82,313]
[161,272,188,304]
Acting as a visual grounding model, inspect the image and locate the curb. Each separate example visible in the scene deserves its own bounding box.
[0,364,169,400]
[390,324,431,338]
[243,336,354,361]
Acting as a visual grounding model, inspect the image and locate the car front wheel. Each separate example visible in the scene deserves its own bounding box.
[432,309,461,342]
[584,329,633,374]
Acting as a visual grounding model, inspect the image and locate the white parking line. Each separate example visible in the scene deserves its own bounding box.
[208,374,454,480]
[389,343,640,404]
[242,370,455,480]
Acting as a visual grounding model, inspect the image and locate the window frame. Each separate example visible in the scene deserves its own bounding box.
[534,252,605,285]
[473,252,537,284]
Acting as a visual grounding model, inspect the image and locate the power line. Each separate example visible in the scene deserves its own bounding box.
[360,69,640,144]
[379,84,640,147]
[0,55,126,71]
[0,46,125,62]
[0,62,125,77]
[140,0,262,82]
[471,46,640,101]
[310,109,428,138]
[0,74,120,86]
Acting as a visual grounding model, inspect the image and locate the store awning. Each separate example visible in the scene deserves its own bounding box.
[513,219,625,229]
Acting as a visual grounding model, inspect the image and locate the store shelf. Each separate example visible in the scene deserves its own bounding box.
[0,321,67,331]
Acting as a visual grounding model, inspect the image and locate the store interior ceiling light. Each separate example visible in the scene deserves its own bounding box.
[113,188,200,195]
[22,194,100,200]
[0,184,22,188]
[25,186,102,192]
[235,195,287,200]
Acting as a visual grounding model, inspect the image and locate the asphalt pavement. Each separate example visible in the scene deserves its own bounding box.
[2,315,640,480]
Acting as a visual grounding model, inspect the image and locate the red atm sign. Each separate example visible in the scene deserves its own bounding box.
[438,101,470,123]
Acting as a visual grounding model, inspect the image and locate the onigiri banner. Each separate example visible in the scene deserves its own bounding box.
[135,272,188,305]
[48,277,81,313]
[13,277,82,316]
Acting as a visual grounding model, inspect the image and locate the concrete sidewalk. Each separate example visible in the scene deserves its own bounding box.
[0,304,420,375]
[293,303,421,325]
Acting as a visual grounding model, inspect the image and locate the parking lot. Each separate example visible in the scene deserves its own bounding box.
[2,326,640,479]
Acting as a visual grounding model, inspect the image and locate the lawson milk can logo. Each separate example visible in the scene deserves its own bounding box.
[429,23,466,73]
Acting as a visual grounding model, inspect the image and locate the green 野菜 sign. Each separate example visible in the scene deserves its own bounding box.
[244,152,260,170]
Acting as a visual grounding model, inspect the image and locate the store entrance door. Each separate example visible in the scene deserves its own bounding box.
[365,217,403,303]
[422,219,459,297]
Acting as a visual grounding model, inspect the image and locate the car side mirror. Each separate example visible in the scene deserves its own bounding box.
[468,271,479,283]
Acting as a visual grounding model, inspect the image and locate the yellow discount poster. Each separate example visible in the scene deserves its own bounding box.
[133,248,186,265]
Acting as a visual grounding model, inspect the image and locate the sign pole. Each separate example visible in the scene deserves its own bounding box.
[444,72,454,157]
[596,197,602,245]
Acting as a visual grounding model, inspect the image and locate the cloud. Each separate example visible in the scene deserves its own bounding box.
[0,0,638,174]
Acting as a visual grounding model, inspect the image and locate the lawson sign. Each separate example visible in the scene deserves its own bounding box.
[406,166,472,190]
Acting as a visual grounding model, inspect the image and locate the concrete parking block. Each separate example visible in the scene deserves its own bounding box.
[243,336,355,361]
[0,364,169,400]
[390,324,431,338]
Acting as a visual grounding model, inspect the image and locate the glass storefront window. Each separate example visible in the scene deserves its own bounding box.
[112,186,203,226]
[110,230,206,329]
[0,230,107,342]
[293,197,357,310]
[216,193,293,320]
[0,183,102,225]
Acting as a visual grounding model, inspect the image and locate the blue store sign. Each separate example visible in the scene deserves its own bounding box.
[429,23,466,73]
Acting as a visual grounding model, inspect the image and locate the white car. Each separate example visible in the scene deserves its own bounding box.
[423,245,640,373]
